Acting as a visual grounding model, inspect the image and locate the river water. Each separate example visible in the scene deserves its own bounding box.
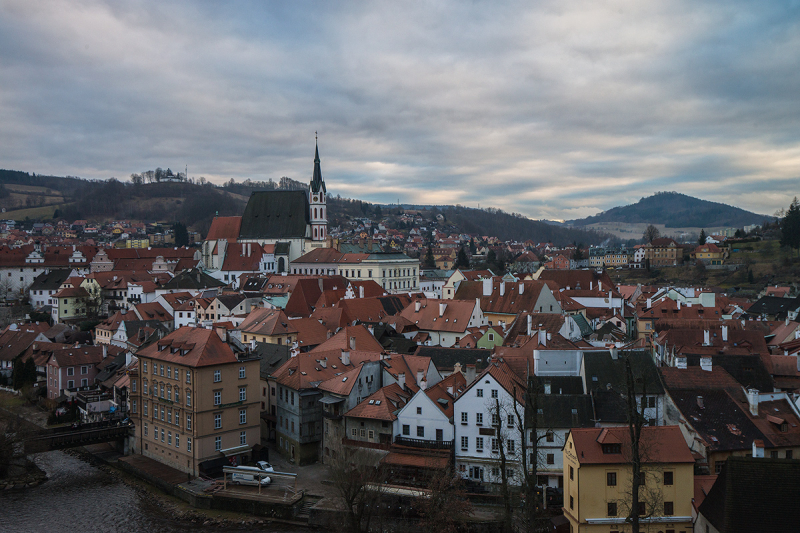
[0,451,306,533]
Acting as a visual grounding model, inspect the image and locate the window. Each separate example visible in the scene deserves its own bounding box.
[490,389,498,398]
[67,367,74,376]
[214,391,221,406]
[214,370,221,383]
[154,425,158,440]
[602,443,621,454]
[187,438,192,452]
[187,414,192,430]
[67,380,74,389]
[167,409,172,424]
[167,387,172,401]
[143,361,147,373]
[461,436,468,450]
[238,386,247,402]
[368,430,374,440]
[161,429,165,442]
[507,414,514,427]
[787,450,794,459]
[663,471,673,485]
[461,412,468,424]
[175,434,179,448]
[417,426,424,438]
[186,370,191,384]
[214,413,221,429]
[546,431,554,442]
[569,466,574,480]
[143,401,148,417]
[160,384,164,398]
[81,366,88,375]
[132,400,137,414]
[637,502,646,516]
[239,409,247,425]
[607,472,617,486]
[215,436,221,451]
[144,423,148,436]
[174,389,180,404]
[167,366,171,379]
[402,424,410,436]
[476,413,483,425]
[416,406,422,415]
[607,502,617,516]
[476,437,484,451]
[492,413,500,426]
[81,378,88,387]
[351,429,357,437]
[160,407,165,421]
[160,365,164,376]
[770,450,779,459]
[167,431,172,445]
[569,496,574,510]
[507,439,515,452]
[239,366,245,379]
[664,501,674,516]
[186,390,191,407]
[476,389,483,397]
[240,431,247,446]
[546,453,554,464]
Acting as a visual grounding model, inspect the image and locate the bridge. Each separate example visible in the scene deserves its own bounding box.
[24,420,133,453]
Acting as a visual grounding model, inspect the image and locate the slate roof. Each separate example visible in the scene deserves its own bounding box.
[529,394,596,429]
[255,342,291,379]
[238,191,310,239]
[29,269,73,292]
[698,457,800,533]
[412,346,490,373]
[583,350,665,396]
[746,295,800,318]
[161,268,225,291]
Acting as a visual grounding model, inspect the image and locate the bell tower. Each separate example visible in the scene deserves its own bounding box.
[309,135,327,242]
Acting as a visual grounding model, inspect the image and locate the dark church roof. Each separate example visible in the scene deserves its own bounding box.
[310,142,326,194]
[238,191,310,239]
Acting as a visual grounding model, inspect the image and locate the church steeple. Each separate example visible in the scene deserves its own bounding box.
[310,137,326,194]
[309,135,327,242]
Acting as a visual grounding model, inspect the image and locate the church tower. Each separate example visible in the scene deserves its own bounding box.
[309,138,327,242]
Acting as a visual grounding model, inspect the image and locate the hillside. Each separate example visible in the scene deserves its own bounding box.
[0,169,606,246]
[568,192,771,228]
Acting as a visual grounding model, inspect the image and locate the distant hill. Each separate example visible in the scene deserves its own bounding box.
[0,169,607,246]
[568,192,772,228]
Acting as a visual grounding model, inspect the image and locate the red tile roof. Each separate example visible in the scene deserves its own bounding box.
[138,326,238,367]
[205,216,242,241]
[238,308,297,336]
[345,383,411,421]
[570,426,694,465]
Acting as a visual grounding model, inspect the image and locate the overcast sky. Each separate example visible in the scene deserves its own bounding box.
[1,1,798,220]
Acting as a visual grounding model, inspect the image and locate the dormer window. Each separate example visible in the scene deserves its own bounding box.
[602,443,621,454]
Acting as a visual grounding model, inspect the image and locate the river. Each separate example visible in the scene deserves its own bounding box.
[0,451,307,533]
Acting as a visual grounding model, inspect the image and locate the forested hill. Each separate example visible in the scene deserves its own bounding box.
[0,169,607,246]
[568,192,772,228]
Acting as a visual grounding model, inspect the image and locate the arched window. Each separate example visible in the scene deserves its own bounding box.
[314,227,318,239]
[314,208,317,218]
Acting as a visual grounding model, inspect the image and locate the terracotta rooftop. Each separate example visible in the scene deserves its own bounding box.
[570,426,694,465]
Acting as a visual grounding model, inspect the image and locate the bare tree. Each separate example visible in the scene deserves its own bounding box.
[642,225,660,243]
[419,466,474,533]
[327,441,385,532]
[490,397,517,533]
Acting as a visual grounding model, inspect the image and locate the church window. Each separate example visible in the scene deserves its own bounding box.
[314,208,317,218]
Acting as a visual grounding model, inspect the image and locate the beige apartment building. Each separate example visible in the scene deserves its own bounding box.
[131,326,261,476]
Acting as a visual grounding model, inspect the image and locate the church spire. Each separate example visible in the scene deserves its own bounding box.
[310,135,326,194]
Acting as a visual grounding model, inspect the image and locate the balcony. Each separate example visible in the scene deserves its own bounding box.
[394,435,454,450]
[322,411,342,421]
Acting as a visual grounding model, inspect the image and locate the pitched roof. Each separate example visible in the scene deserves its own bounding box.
[698,457,800,533]
[452,280,555,316]
[238,308,297,336]
[583,350,665,395]
[345,383,411,421]
[238,191,310,239]
[137,327,239,368]
[272,351,340,390]
[570,426,694,465]
[318,365,363,396]
[205,216,242,241]
[397,298,476,333]
[311,324,383,354]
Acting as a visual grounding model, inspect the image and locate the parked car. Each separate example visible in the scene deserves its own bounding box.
[230,472,271,486]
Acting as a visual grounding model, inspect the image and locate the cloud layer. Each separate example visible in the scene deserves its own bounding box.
[1,0,798,220]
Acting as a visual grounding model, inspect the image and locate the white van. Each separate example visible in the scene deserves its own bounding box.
[230,472,271,486]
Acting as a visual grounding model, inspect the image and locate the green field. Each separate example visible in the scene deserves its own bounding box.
[4,203,68,221]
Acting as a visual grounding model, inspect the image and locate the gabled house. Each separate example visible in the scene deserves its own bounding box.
[397,298,486,347]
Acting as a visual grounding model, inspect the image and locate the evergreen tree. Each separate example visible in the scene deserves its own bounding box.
[172,222,189,247]
[780,197,800,256]
[422,244,436,269]
[698,229,707,245]
[455,246,470,269]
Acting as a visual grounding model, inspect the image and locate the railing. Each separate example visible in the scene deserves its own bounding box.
[393,435,454,450]
[322,411,342,420]
[25,422,133,452]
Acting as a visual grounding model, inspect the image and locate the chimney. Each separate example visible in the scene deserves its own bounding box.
[647,298,652,308]
[527,314,532,336]
[697,395,704,409]
[590,281,593,290]
[482,278,492,296]
[102,344,107,359]
[598,281,602,291]
[349,336,356,350]
[341,350,350,365]
[465,364,476,384]
[747,388,759,416]
[398,372,405,390]
[500,282,505,296]
[752,440,765,458]
[415,300,421,312]
[359,285,364,299]
[417,370,424,385]
[539,329,546,346]
[439,302,447,317]
[721,325,728,342]
[703,329,711,346]
[250,339,256,350]
[700,356,712,372]
[610,346,618,360]
[544,381,551,395]
[676,356,687,369]
[519,283,524,295]
[677,300,681,310]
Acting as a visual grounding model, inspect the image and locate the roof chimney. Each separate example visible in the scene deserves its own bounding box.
[359,285,364,299]
[700,356,712,372]
[703,329,711,346]
[417,370,424,385]
[482,278,492,297]
[598,281,602,291]
[721,325,728,342]
[752,440,765,458]
[519,283,524,295]
[500,282,505,296]
[439,302,447,317]
[747,388,759,416]
[527,314,532,337]
[398,372,405,390]
[647,298,652,308]
[415,300,421,312]
[677,300,681,310]
[350,336,356,350]
[610,346,618,360]
[341,350,350,365]
[590,281,593,290]
[539,329,546,346]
